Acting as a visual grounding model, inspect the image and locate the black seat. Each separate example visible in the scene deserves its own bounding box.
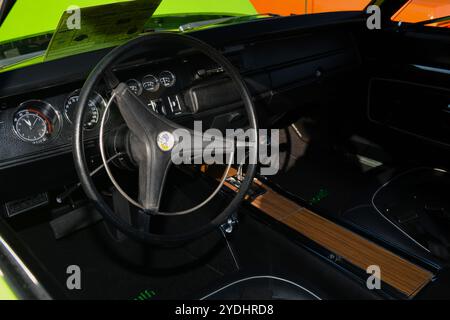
[200,275,321,300]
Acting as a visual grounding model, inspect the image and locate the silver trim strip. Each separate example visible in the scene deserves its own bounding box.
[371,167,450,253]
[411,64,450,75]
[0,235,52,300]
[200,275,322,300]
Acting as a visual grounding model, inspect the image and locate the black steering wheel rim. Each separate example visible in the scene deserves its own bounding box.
[73,33,258,244]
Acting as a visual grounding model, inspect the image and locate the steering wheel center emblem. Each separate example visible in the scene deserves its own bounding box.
[157,131,175,152]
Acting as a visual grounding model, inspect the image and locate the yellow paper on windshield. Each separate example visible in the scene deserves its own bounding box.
[44,0,161,61]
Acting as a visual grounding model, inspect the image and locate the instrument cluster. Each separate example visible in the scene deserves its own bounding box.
[123,69,185,118]
[0,53,225,168]
[125,70,176,96]
[9,69,182,145]
[11,90,108,145]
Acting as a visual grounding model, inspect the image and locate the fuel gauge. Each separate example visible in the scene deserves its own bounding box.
[159,71,176,88]
[126,79,143,96]
[142,74,160,92]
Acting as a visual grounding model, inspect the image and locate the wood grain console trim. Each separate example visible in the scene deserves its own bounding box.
[222,173,433,298]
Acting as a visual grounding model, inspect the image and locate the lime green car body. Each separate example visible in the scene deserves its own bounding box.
[0,0,258,72]
[0,0,257,43]
[0,275,17,300]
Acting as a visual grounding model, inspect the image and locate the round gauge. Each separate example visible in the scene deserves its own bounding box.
[159,71,176,88]
[142,74,160,92]
[126,79,143,96]
[64,90,106,130]
[13,100,61,144]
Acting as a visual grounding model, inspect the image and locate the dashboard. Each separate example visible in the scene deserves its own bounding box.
[114,59,195,119]
[0,13,362,175]
[12,90,106,145]
[3,65,190,146]
[0,82,117,167]
[0,52,234,168]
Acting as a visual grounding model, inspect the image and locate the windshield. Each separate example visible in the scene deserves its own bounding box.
[391,0,450,28]
[0,0,371,71]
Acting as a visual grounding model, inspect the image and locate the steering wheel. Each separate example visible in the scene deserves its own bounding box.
[73,33,258,244]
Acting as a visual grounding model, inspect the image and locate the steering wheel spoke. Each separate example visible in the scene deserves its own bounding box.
[112,83,180,211]
[135,139,172,211]
[113,83,178,137]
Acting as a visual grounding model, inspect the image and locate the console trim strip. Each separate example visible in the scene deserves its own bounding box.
[219,170,434,298]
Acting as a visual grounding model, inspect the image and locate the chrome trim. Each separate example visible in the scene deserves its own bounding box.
[371,167,450,253]
[0,235,52,300]
[411,64,450,75]
[200,275,322,300]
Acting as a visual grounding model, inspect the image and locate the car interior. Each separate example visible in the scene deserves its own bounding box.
[0,5,449,300]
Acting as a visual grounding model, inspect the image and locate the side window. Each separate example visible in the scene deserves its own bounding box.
[391,0,450,28]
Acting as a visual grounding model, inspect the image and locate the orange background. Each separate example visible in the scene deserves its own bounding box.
[250,0,449,27]
[391,0,450,27]
[249,0,371,16]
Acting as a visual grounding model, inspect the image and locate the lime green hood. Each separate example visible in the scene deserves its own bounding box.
[0,0,258,72]
[0,274,17,300]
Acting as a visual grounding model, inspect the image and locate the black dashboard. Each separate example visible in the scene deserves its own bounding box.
[0,12,364,200]
[0,51,246,168]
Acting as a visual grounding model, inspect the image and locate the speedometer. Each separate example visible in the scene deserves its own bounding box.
[64,90,106,130]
